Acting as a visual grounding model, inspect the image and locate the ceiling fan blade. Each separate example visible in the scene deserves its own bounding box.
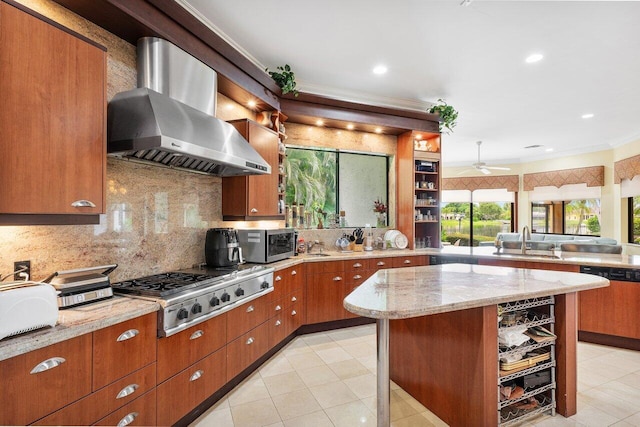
[486,166,511,171]
[479,167,491,175]
[456,168,473,176]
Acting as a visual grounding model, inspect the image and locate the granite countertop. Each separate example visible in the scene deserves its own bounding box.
[0,296,159,362]
[343,263,609,319]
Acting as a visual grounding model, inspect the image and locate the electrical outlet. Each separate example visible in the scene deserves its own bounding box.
[14,260,31,281]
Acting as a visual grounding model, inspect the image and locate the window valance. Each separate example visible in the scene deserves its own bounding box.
[523,166,604,191]
[614,153,640,184]
[441,175,519,192]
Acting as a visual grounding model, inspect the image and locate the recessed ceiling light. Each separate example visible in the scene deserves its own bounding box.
[375,127,382,134]
[545,148,554,152]
[415,134,422,140]
[224,104,234,110]
[316,119,324,126]
[347,124,355,130]
[247,100,256,108]
[524,144,544,149]
[373,65,388,75]
[525,53,544,64]
[581,113,594,119]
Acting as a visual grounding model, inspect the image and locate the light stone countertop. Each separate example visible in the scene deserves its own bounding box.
[0,296,159,362]
[343,263,609,319]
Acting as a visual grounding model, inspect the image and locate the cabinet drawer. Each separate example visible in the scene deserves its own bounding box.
[227,321,270,381]
[157,313,227,383]
[273,265,303,300]
[345,270,374,286]
[371,257,391,269]
[156,347,226,426]
[94,388,156,427]
[93,313,157,390]
[347,259,371,270]
[226,295,271,342]
[392,255,427,268]
[0,334,92,425]
[306,260,345,274]
[34,363,156,426]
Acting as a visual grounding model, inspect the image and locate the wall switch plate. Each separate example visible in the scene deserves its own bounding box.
[14,260,31,281]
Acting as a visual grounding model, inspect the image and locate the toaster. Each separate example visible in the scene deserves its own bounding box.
[0,282,58,341]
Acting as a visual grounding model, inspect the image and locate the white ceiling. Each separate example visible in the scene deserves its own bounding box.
[178,0,640,167]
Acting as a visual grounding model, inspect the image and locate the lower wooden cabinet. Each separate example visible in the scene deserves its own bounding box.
[579,280,640,339]
[392,255,427,268]
[34,363,156,426]
[227,321,270,381]
[0,334,92,425]
[94,388,156,426]
[306,271,347,324]
[156,347,227,426]
[226,294,272,343]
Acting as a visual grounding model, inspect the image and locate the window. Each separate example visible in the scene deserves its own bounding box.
[285,147,389,228]
[441,199,514,247]
[630,196,640,244]
[530,199,600,236]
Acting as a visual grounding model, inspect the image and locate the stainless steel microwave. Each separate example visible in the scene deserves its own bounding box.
[237,229,295,263]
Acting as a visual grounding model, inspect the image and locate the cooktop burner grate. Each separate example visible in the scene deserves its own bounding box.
[112,272,220,297]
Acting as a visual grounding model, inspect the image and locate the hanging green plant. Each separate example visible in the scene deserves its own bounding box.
[428,98,458,134]
[266,64,299,97]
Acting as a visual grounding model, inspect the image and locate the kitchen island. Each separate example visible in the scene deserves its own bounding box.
[344,263,609,427]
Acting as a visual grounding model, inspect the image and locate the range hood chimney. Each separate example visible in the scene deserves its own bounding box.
[107,37,270,176]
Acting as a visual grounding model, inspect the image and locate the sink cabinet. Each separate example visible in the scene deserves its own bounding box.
[0,1,106,223]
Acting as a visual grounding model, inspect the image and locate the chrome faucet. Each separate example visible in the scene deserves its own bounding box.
[521,225,531,254]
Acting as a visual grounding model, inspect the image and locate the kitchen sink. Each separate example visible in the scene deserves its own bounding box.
[492,251,560,259]
[307,253,331,256]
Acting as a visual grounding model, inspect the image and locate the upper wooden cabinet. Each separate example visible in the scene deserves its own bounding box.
[222,119,282,220]
[0,2,106,221]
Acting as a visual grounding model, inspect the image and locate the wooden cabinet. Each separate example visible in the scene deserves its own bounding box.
[397,131,441,249]
[226,294,272,342]
[157,347,227,426]
[579,280,640,340]
[226,321,270,381]
[0,334,92,425]
[222,119,282,220]
[92,313,157,390]
[392,255,427,268]
[305,260,347,324]
[157,313,227,383]
[271,265,305,346]
[95,388,157,427]
[0,2,106,220]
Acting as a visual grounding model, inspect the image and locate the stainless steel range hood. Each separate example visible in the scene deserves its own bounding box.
[107,37,270,176]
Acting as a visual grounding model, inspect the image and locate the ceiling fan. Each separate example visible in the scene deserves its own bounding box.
[458,141,511,175]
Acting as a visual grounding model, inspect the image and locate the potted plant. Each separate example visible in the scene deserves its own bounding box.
[428,98,458,134]
[266,64,299,97]
[373,198,387,228]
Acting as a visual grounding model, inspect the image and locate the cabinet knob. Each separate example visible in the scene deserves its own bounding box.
[377,261,386,266]
[275,320,282,326]
[30,357,66,374]
[275,275,282,281]
[404,259,411,264]
[250,208,259,213]
[291,310,297,316]
[291,270,297,276]
[117,412,139,427]
[353,275,362,280]
[333,276,343,281]
[116,383,139,399]
[117,329,139,342]
[275,305,282,311]
[246,305,254,313]
[189,370,204,382]
[190,330,204,340]
[353,263,362,268]
[71,199,96,208]
[246,337,254,345]
[291,296,297,302]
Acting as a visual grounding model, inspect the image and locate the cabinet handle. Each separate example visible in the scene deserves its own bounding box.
[353,274,362,280]
[189,370,204,381]
[291,296,297,302]
[377,261,386,266]
[117,412,139,427]
[291,310,297,316]
[190,330,204,340]
[353,262,362,268]
[116,383,139,399]
[71,199,96,208]
[291,270,297,276]
[30,357,66,374]
[275,305,282,311]
[246,305,255,313]
[250,208,258,213]
[404,259,412,264]
[275,275,282,281]
[246,337,254,345]
[117,329,139,342]
[333,276,343,281]
[275,320,282,326]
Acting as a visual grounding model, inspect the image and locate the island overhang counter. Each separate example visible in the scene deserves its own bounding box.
[343,263,609,427]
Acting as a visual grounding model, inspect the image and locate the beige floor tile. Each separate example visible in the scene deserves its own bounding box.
[296,364,341,387]
[529,413,578,426]
[597,379,640,405]
[264,371,308,397]
[405,396,428,413]
[260,353,296,378]
[391,398,419,421]
[286,351,326,370]
[309,380,360,409]
[315,346,354,364]
[343,372,377,399]
[567,401,620,426]
[191,406,234,427]
[230,397,282,427]
[617,371,640,391]
[610,420,638,427]
[324,400,376,427]
[264,423,285,427]
[579,388,640,419]
[619,411,640,425]
[357,354,378,372]
[350,323,376,337]
[326,327,358,343]
[301,332,333,346]
[272,388,323,421]
[328,358,370,379]
[419,410,449,427]
[282,410,334,427]
[227,375,271,407]
[391,412,438,427]
[341,342,375,359]
[335,334,370,347]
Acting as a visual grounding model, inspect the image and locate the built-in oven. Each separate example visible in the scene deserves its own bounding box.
[237,229,295,264]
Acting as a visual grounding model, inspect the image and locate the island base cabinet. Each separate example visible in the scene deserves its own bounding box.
[0,334,92,426]
[579,280,640,340]
[156,347,226,426]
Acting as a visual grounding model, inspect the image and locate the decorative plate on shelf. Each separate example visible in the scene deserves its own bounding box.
[395,233,408,249]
